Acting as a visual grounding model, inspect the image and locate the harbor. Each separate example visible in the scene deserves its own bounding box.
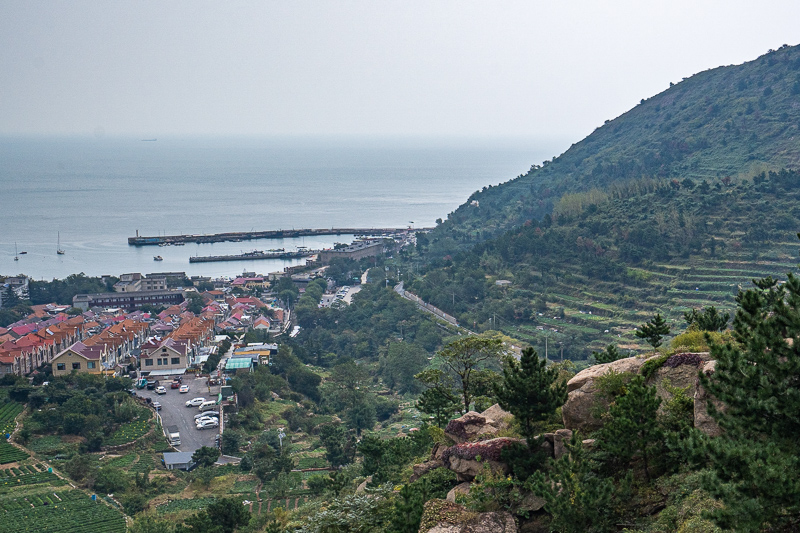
[128,227,421,246]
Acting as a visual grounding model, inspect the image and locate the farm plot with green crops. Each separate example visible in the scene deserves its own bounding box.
[0,402,23,436]
[0,489,126,533]
[105,453,137,468]
[156,497,216,514]
[104,418,152,447]
[230,479,259,494]
[0,442,28,464]
[129,453,155,473]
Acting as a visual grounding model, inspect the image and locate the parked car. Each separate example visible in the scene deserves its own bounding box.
[179,384,189,393]
[194,410,219,420]
[185,397,206,407]
[196,416,218,425]
[170,381,181,389]
[196,419,219,430]
[152,401,161,411]
[146,380,159,390]
[155,386,167,395]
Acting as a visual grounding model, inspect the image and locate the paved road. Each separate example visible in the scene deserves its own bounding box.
[136,374,221,453]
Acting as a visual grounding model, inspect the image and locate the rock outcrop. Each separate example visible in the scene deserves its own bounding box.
[562,356,650,431]
[446,481,472,502]
[410,459,444,482]
[562,353,719,434]
[420,499,517,533]
[444,404,513,444]
[441,437,521,481]
[694,360,723,436]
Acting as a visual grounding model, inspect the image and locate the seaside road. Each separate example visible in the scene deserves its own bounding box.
[137,374,219,453]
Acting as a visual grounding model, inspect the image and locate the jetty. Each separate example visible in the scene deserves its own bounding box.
[189,250,316,263]
[128,227,420,246]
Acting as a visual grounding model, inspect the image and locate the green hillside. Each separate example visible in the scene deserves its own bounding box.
[408,168,800,362]
[427,43,800,255]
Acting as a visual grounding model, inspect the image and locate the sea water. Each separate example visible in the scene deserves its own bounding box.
[0,136,566,280]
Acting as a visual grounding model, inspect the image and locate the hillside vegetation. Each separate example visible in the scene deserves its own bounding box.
[427,43,800,254]
[409,168,800,361]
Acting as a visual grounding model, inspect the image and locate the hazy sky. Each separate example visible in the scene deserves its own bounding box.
[2,1,799,140]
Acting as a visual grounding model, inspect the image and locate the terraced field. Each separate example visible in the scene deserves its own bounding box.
[500,253,796,359]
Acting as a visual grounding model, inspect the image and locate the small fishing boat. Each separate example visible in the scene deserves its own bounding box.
[154,255,163,261]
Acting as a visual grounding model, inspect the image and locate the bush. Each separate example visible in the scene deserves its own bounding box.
[668,330,732,354]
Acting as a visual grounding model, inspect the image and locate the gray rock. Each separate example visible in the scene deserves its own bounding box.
[410,459,443,482]
[445,411,505,444]
[694,360,723,436]
[446,481,471,502]
[552,429,572,460]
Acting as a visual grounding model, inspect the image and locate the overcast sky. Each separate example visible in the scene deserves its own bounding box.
[2,1,799,140]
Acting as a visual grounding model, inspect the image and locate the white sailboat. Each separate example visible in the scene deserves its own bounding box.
[14,242,19,261]
[57,232,65,255]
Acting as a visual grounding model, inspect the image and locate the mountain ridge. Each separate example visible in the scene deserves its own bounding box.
[428,43,800,253]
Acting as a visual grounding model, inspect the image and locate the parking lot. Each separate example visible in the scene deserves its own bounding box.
[136,374,222,453]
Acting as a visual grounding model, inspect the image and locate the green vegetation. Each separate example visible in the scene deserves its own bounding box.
[0,490,126,533]
[406,168,800,361]
[0,442,28,464]
[426,44,800,252]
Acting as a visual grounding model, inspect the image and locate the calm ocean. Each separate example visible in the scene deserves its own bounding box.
[0,136,565,281]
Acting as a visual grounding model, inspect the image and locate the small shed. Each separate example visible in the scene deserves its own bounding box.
[163,451,196,471]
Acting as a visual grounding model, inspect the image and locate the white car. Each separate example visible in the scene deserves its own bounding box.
[155,386,167,395]
[196,419,219,430]
[194,411,219,420]
[196,416,218,425]
[185,397,206,407]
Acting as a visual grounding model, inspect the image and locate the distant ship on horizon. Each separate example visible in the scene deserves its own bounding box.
[141,138,157,142]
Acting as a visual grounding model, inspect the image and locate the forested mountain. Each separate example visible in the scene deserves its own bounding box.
[426,43,800,255]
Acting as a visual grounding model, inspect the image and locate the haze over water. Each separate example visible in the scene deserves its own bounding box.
[0,136,565,280]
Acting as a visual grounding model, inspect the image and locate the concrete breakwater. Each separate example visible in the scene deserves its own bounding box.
[189,250,315,263]
[129,227,421,246]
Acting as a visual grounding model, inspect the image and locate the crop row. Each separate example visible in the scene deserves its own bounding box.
[104,418,151,447]
[0,442,29,464]
[0,403,23,435]
[0,464,43,477]
[0,472,59,492]
[0,490,126,533]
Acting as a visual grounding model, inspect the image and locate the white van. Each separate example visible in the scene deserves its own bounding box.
[198,400,217,411]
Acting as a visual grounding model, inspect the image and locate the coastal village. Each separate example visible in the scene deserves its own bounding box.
[0,235,409,379]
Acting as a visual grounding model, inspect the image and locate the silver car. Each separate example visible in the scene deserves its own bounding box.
[196,419,219,430]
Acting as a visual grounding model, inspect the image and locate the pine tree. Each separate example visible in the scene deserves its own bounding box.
[635,313,670,350]
[528,432,616,533]
[683,305,730,331]
[595,375,663,481]
[591,344,623,364]
[693,272,800,531]
[493,347,566,442]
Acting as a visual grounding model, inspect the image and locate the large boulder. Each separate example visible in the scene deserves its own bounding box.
[481,404,513,430]
[420,499,517,533]
[649,353,710,398]
[441,437,522,482]
[694,360,723,436]
[562,356,650,431]
[445,407,512,444]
